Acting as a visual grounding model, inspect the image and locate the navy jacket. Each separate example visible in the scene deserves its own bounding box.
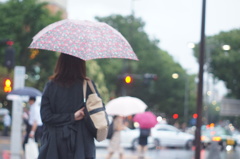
[38,80,99,159]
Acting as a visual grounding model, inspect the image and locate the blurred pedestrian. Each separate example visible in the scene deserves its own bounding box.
[137,128,151,159]
[181,122,187,132]
[38,53,103,159]
[22,106,29,126]
[22,107,30,139]
[23,96,43,151]
[106,116,126,159]
[174,121,180,129]
[2,112,11,136]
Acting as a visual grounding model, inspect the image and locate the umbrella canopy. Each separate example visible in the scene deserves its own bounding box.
[133,111,158,129]
[8,87,42,97]
[106,96,147,116]
[29,19,138,61]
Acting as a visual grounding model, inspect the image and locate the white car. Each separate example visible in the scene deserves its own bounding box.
[95,127,157,150]
[151,124,194,149]
[233,130,240,146]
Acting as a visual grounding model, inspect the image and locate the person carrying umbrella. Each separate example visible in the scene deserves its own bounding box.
[38,54,104,159]
[28,19,139,159]
[137,128,151,159]
[133,111,158,159]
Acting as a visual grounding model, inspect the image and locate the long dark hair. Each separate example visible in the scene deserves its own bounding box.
[50,53,87,86]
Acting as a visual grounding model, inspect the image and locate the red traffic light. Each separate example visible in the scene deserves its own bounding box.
[172,114,179,119]
[124,75,132,84]
[3,78,12,92]
[6,40,14,46]
[193,113,198,119]
[0,39,14,46]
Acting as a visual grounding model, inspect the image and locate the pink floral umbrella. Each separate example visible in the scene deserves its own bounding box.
[29,19,138,61]
[133,111,158,129]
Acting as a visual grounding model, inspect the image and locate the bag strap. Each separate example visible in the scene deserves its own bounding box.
[83,79,96,103]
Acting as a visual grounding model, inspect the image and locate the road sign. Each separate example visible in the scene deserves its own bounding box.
[220,98,240,116]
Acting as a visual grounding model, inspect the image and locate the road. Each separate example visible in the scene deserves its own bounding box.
[1,135,240,159]
[96,145,240,159]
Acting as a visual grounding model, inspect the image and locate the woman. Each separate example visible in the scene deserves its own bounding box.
[106,116,125,159]
[137,128,151,159]
[38,53,101,159]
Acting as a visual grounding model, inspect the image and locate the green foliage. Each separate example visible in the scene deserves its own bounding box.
[95,15,197,122]
[0,0,62,91]
[194,29,240,98]
[86,60,110,103]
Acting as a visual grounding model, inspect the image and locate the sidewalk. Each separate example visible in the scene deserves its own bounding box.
[0,136,11,159]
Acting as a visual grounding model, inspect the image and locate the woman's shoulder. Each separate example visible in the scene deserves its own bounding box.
[42,80,56,92]
[44,80,55,87]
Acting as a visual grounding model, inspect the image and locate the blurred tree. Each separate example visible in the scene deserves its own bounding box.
[95,15,197,123]
[0,0,62,90]
[193,29,240,99]
[86,60,110,103]
[0,0,111,104]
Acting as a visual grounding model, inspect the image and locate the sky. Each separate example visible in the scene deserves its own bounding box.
[67,0,240,99]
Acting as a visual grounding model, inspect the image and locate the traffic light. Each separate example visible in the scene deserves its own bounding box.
[3,78,12,93]
[0,39,14,46]
[4,46,15,70]
[0,39,15,71]
[143,73,158,85]
[192,113,198,119]
[6,40,14,46]
[172,114,179,119]
[124,75,133,84]
[144,73,158,80]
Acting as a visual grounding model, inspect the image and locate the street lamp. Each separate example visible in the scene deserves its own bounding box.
[172,73,179,79]
[187,42,195,49]
[222,44,231,51]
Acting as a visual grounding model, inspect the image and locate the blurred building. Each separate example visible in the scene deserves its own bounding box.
[38,0,68,19]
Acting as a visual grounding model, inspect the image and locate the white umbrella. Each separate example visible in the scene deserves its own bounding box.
[106,96,147,116]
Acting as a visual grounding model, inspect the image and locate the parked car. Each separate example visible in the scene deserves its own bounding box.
[201,126,237,151]
[232,130,240,146]
[95,127,157,150]
[151,124,194,149]
[201,128,211,149]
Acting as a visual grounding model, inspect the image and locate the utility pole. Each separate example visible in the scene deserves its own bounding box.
[195,0,206,159]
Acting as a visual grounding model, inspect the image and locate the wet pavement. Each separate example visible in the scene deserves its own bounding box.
[1,135,240,159]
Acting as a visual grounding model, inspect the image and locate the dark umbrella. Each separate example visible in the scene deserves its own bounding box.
[8,87,42,96]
